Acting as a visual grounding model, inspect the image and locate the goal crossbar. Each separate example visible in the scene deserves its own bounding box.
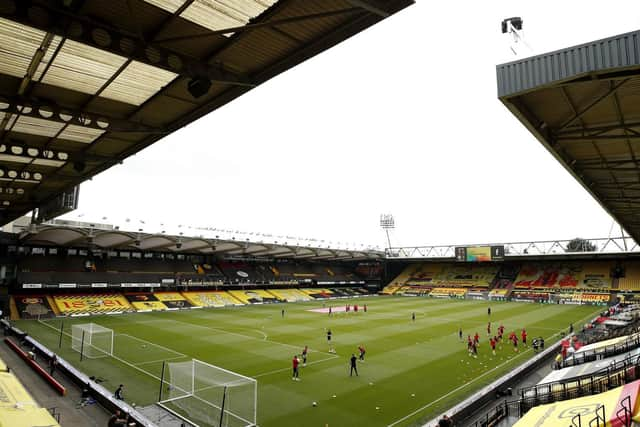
[159,359,257,427]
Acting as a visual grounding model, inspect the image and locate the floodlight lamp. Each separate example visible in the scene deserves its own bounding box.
[501,17,522,33]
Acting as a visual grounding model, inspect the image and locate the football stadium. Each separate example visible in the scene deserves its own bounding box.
[1,1,640,427]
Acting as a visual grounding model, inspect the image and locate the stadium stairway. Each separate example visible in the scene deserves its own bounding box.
[0,336,110,426]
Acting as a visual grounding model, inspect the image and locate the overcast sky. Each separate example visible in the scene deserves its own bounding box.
[61,1,640,250]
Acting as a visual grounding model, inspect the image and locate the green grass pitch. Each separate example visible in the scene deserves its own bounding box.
[16,297,600,427]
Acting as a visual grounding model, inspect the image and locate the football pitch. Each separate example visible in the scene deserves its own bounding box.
[16,297,600,427]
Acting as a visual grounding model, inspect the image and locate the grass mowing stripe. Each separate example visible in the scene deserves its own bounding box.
[254,354,339,378]
[385,308,601,427]
[37,319,164,382]
[135,356,187,366]
[156,316,337,357]
[118,333,187,358]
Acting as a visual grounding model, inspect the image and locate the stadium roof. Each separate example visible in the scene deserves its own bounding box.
[14,220,385,261]
[0,0,414,225]
[497,30,640,244]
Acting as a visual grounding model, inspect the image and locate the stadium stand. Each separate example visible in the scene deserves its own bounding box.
[182,291,244,308]
[302,288,336,299]
[154,291,193,309]
[619,262,640,291]
[12,295,56,319]
[227,289,282,304]
[124,293,169,311]
[0,364,61,427]
[53,294,134,315]
[467,304,640,426]
[430,287,467,298]
[267,288,313,302]
[515,379,640,426]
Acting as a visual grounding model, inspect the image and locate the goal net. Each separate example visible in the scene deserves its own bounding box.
[71,323,114,359]
[158,359,257,427]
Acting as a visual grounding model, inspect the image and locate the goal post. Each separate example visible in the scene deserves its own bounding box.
[158,359,257,427]
[71,323,114,359]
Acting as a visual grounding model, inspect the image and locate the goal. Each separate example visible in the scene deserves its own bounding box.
[158,359,257,427]
[71,323,114,359]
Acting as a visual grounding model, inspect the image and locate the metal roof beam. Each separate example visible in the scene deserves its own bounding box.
[0,94,163,134]
[1,1,255,87]
[556,79,628,132]
[557,135,640,141]
[155,8,363,44]
[345,0,390,17]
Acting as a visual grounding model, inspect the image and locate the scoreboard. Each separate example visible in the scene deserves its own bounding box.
[455,246,504,262]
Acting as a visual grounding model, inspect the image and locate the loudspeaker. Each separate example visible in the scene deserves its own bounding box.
[187,77,212,99]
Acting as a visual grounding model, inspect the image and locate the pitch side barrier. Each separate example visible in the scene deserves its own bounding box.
[424,337,562,427]
[0,319,157,427]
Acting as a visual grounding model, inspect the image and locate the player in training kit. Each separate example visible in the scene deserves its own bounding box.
[364,304,367,313]
[328,306,332,317]
[471,341,478,358]
[292,355,300,380]
[327,329,335,353]
[412,312,416,322]
[302,345,308,366]
[521,328,527,347]
[487,322,491,336]
[358,345,366,361]
[511,333,519,352]
[459,327,463,341]
[490,336,497,355]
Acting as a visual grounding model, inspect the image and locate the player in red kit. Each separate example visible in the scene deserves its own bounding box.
[354,304,358,313]
[474,332,480,344]
[490,336,497,355]
[292,355,300,380]
[521,328,527,347]
[511,334,519,352]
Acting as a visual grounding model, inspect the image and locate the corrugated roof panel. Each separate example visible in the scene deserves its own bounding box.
[33,36,63,82]
[180,0,278,34]
[58,124,105,143]
[101,61,177,106]
[10,116,65,138]
[497,30,640,97]
[0,154,64,168]
[0,18,46,79]
[41,40,127,95]
[144,0,186,13]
